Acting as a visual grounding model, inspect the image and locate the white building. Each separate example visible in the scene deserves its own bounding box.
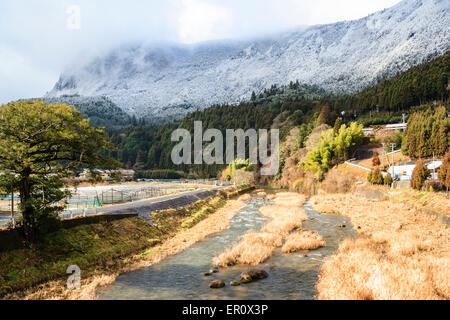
[388,161,442,180]
[385,123,407,130]
[427,161,443,180]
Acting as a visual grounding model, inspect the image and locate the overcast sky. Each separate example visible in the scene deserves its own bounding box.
[0,0,402,104]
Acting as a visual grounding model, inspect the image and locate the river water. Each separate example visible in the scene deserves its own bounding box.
[97,196,355,300]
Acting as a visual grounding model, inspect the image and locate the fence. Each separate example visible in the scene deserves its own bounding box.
[1,182,230,226]
[181,179,234,186]
[62,186,175,210]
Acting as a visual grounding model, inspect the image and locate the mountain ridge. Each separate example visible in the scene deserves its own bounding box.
[47,0,450,120]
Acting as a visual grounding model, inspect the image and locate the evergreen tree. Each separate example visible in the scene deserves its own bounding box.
[333,117,342,135]
[318,106,330,125]
[131,115,138,126]
[372,150,381,167]
[0,100,115,241]
[403,106,449,158]
[411,159,430,190]
[368,167,384,185]
[438,150,450,191]
[133,150,147,170]
[384,172,393,186]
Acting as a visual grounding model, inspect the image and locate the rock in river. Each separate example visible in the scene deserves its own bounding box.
[240,269,269,284]
[230,280,240,286]
[209,280,225,289]
[240,273,252,284]
[210,267,219,273]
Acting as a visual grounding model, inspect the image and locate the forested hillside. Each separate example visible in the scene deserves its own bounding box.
[105,52,449,178]
[107,86,323,177]
[33,95,132,128]
[321,52,449,125]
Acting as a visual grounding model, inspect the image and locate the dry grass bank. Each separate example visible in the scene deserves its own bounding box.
[3,192,249,300]
[333,163,369,180]
[389,189,450,217]
[311,193,450,300]
[213,193,321,267]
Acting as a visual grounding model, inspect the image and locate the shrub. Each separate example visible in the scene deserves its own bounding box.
[320,171,355,193]
[423,180,445,192]
[411,159,430,190]
[37,215,62,236]
[368,167,384,185]
[300,173,320,196]
[383,173,393,186]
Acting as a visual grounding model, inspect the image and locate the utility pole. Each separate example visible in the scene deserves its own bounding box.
[11,184,14,229]
[391,143,396,178]
[433,152,435,179]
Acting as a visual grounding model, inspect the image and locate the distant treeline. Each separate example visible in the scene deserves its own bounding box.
[134,169,184,180]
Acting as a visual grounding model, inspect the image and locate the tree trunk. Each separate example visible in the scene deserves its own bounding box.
[19,169,35,242]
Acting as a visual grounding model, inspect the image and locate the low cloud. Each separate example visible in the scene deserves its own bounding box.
[0,0,402,104]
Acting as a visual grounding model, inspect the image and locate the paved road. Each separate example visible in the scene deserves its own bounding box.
[0,213,13,227]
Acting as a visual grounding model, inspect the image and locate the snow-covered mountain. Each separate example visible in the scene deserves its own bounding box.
[47,0,450,120]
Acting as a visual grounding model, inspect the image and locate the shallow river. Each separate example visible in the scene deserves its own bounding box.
[97,196,355,300]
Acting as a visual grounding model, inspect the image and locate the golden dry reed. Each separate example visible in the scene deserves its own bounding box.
[311,193,450,300]
[213,193,316,267]
[281,230,326,253]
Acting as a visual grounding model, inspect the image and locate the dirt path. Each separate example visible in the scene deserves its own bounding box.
[310,192,450,300]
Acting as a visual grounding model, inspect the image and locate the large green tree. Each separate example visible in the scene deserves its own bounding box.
[0,100,116,241]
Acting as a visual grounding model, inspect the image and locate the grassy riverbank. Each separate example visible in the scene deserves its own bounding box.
[390,188,450,217]
[311,190,449,300]
[0,185,253,299]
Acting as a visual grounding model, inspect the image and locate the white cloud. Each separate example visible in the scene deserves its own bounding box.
[0,0,403,104]
[178,0,233,43]
[0,45,56,103]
